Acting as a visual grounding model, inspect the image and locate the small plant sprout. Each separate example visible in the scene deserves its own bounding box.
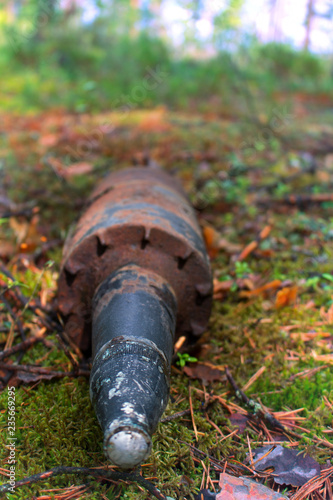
[0,273,29,291]
[176,352,198,367]
[234,261,252,278]
[305,276,320,288]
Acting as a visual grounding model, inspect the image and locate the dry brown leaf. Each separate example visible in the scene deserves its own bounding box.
[0,240,15,258]
[9,216,30,243]
[213,278,233,300]
[228,413,249,434]
[213,278,233,293]
[10,214,46,252]
[183,362,225,385]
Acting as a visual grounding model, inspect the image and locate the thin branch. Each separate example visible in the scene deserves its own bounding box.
[0,362,90,378]
[160,409,191,423]
[225,367,333,450]
[0,466,167,500]
[56,334,80,375]
[0,337,41,361]
[0,295,26,340]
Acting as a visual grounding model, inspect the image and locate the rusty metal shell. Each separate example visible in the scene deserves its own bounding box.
[58,167,212,352]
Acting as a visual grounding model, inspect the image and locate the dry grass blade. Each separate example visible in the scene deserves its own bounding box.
[189,385,198,441]
[38,484,89,499]
[290,466,333,500]
[242,366,266,391]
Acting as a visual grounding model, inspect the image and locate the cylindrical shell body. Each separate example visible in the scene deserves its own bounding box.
[90,264,177,467]
[58,167,212,353]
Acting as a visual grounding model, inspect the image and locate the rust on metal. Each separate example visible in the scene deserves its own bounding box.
[58,167,212,353]
[58,166,213,468]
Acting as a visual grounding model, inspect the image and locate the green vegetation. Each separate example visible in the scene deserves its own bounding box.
[0,1,332,498]
[1,104,333,498]
[0,2,332,113]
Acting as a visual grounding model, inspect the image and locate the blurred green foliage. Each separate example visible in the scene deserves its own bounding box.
[0,2,332,113]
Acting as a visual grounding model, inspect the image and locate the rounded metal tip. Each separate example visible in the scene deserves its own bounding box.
[105,429,151,469]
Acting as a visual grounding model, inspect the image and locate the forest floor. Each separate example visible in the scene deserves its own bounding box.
[0,92,333,499]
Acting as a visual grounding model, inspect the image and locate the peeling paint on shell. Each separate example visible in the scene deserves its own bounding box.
[58,167,212,353]
[58,166,213,468]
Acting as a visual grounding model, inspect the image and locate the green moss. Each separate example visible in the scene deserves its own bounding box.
[1,106,333,498]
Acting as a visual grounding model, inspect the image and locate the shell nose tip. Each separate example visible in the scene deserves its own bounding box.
[105,429,152,469]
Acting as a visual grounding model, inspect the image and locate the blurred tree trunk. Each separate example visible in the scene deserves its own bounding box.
[304,0,315,50]
[63,0,80,19]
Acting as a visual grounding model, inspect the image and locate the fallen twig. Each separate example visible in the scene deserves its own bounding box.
[237,225,272,261]
[225,367,333,450]
[0,466,167,499]
[160,409,191,423]
[56,334,80,375]
[0,337,41,361]
[1,295,26,341]
[258,193,333,208]
[0,362,90,378]
[0,261,62,333]
[0,352,25,389]
[225,367,285,432]
[0,262,30,308]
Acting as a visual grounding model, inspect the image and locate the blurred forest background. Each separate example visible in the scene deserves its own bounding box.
[0,0,332,113]
[1,2,333,499]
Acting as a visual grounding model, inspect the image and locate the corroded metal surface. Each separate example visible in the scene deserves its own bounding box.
[58,167,212,353]
[90,265,176,468]
[58,166,213,468]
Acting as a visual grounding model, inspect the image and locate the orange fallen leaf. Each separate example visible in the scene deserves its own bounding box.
[203,225,220,258]
[238,225,272,261]
[275,286,298,309]
[239,280,282,299]
[259,224,272,239]
[203,226,241,259]
[238,240,258,261]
